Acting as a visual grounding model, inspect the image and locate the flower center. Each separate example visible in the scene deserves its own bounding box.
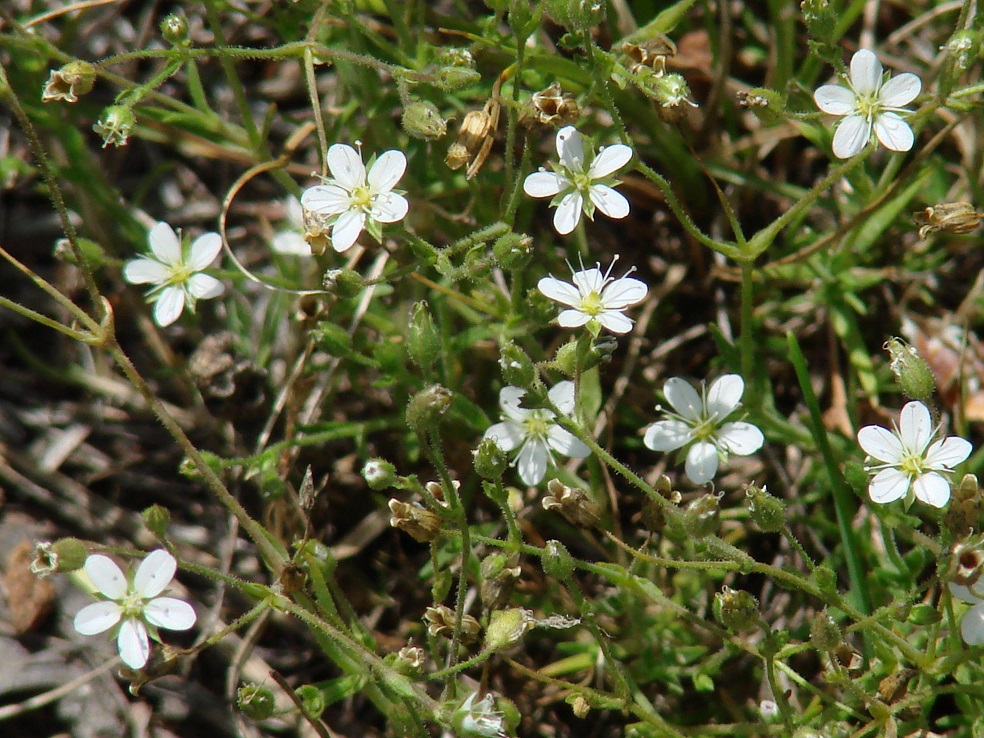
[119,590,145,618]
[580,290,603,316]
[523,412,552,440]
[855,94,879,121]
[167,264,193,286]
[692,415,719,442]
[899,452,928,478]
[351,185,374,209]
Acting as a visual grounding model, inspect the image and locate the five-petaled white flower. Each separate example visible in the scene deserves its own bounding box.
[454,691,507,738]
[123,222,224,327]
[73,549,196,670]
[643,375,764,485]
[538,258,648,335]
[271,196,312,256]
[814,48,921,159]
[523,126,633,235]
[857,400,971,508]
[484,381,590,486]
[300,143,408,253]
[949,581,984,646]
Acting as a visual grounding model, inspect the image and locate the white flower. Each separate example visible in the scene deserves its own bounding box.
[483,381,590,486]
[523,126,632,235]
[272,196,312,256]
[813,48,921,158]
[300,143,408,252]
[73,549,196,670]
[537,258,648,335]
[454,691,506,738]
[123,222,224,327]
[949,582,984,646]
[643,375,763,485]
[857,401,971,508]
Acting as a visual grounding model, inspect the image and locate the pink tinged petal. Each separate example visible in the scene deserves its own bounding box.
[516,439,549,485]
[588,185,630,219]
[143,597,196,630]
[148,222,182,265]
[133,549,176,598]
[814,84,857,115]
[367,150,407,193]
[925,436,973,469]
[546,426,590,458]
[484,421,523,452]
[717,421,764,455]
[538,277,582,307]
[331,209,366,252]
[705,374,744,419]
[123,258,169,285]
[873,112,914,152]
[326,144,366,189]
[600,277,647,309]
[524,171,566,198]
[950,582,982,605]
[84,555,127,599]
[498,386,528,421]
[912,472,951,508]
[685,442,719,485]
[555,126,585,172]
[117,617,150,669]
[857,425,905,463]
[588,144,633,178]
[186,233,222,270]
[596,310,633,334]
[899,401,933,453]
[663,378,703,421]
[74,601,122,635]
[831,115,871,158]
[867,467,911,504]
[301,184,351,216]
[371,192,409,224]
[879,72,921,107]
[557,309,593,328]
[571,268,605,296]
[186,274,224,300]
[553,192,583,235]
[849,49,882,96]
[643,420,693,452]
[548,381,577,416]
[153,286,185,327]
[961,605,984,646]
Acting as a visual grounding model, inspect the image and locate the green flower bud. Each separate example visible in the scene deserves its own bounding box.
[713,586,760,632]
[736,87,788,123]
[907,603,941,625]
[322,268,364,298]
[30,538,87,576]
[801,0,836,45]
[435,65,482,91]
[484,608,535,652]
[93,105,135,148]
[406,384,453,435]
[312,322,352,355]
[474,437,508,480]
[554,340,579,376]
[492,232,533,270]
[160,13,190,46]
[885,338,936,403]
[541,539,574,580]
[812,564,838,594]
[810,610,841,650]
[238,684,276,721]
[684,492,722,538]
[744,484,786,532]
[362,458,397,490]
[295,684,326,719]
[142,504,171,540]
[402,100,447,140]
[499,342,536,388]
[407,301,441,372]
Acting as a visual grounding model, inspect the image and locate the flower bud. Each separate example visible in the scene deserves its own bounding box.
[913,202,984,239]
[484,608,535,652]
[322,268,364,298]
[424,604,481,643]
[30,538,87,576]
[389,499,442,543]
[544,0,604,34]
[312,321,352,355]
[744,484,785,532]
[713,586,760,632]
[142,504,171,540]
[362,458,397,490]
[543,479,601,528]
[810,610,841,651]
[885,338,936,403]
[499,342,537,388]
[93,105,135,148]
[295,684,326,719]
[801,0,836,45]
[684,492,722,538]
[541,539,574,580]
[160,13,190,46]
[492,232,533,270]
[640,475,682,533]
[435,65,482,91]
[946,474,981,539]
[812,564,838,594]
[473,437,508,480]
[42,61,96,103]
[518,82,579,129]
[736,87,787,122]
[402,100,447,140]
[238,684,276,721]
[406,384,453,435]
[480,553,521,611]
[407,301,440,372]
[650,73,697,113]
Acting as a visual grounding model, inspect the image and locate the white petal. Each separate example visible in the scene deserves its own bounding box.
[849,49,882,97]
[484,421,522,453]
[857,425,904,463]
[133,549,176,598]
[588,185,630,219]
[371,192,409,224]
[814,84,856,116]
[557,309,593,328]
[367,150,407,193]
[546,426,590,458]
[301,183,351,216]
[153,286,186,327]
[553,193,583,235]
[717,421,764,455]
[868,468,910,504]
[571,268,605,296]
[596,310,633,334]
[143,597,196,630]
[912,472,951,508]
[600,277,647,310]
[548,381,577,416]
[148,222,182,265]
[643,419,693,452]
[588,144,632,178]
[187,273,224,299]
[873,112,914,152]
[663,377,703,421]
[925,437,973,469]
[879,72,921,107]
[74,601,122,635]
[186,233,222,270]
[899,401,933,453]
[326,144,366,189]
[84,555,127,599]
[524,171,566,198]
[961,605,984,646]
[123,258,169,285]
[538,276,582,307]
[331,209,366,252]
[831,115,871,158]
[286,195,304,228]
[498,386,528,421]
[556,126,585,172]
[516,439,549,485]
[705,374,744,419]
[685,442,719,485]
[117,618,150,669]
[272,232,311,256]
[950,582,983,605]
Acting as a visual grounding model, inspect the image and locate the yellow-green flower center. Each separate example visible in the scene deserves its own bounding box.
[899,452,927,477]
[855,95,878,120]
[523,413,551,439]
[351,185,373,209]
[580,290,603,316]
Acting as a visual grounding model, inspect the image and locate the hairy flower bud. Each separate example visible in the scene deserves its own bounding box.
[543,479,601,528]
[885,338,936,403]
[684,492,722,538]
[389,499,442,543]
[407,301,440,372]
[541,539,574,580]
[484,608,535,652]
[810,610,841,651]
[435,65,482,91]
[406,384,453,435]
[322,268,364,298]
[744,484,786,532]
[362,458,397,490]
[160,13,190,46]
[713,586,760,632]
[499,342,537,388]
[473,437,508,480]
[544,0,604,34]
[142,504,171,541]
[42,61,96,103]
[238,684,276,721]
[30,538,87,576]
[402,100,448,140]
[492,232,533,270]
[801,0,836,45]
[736,87,787,122]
